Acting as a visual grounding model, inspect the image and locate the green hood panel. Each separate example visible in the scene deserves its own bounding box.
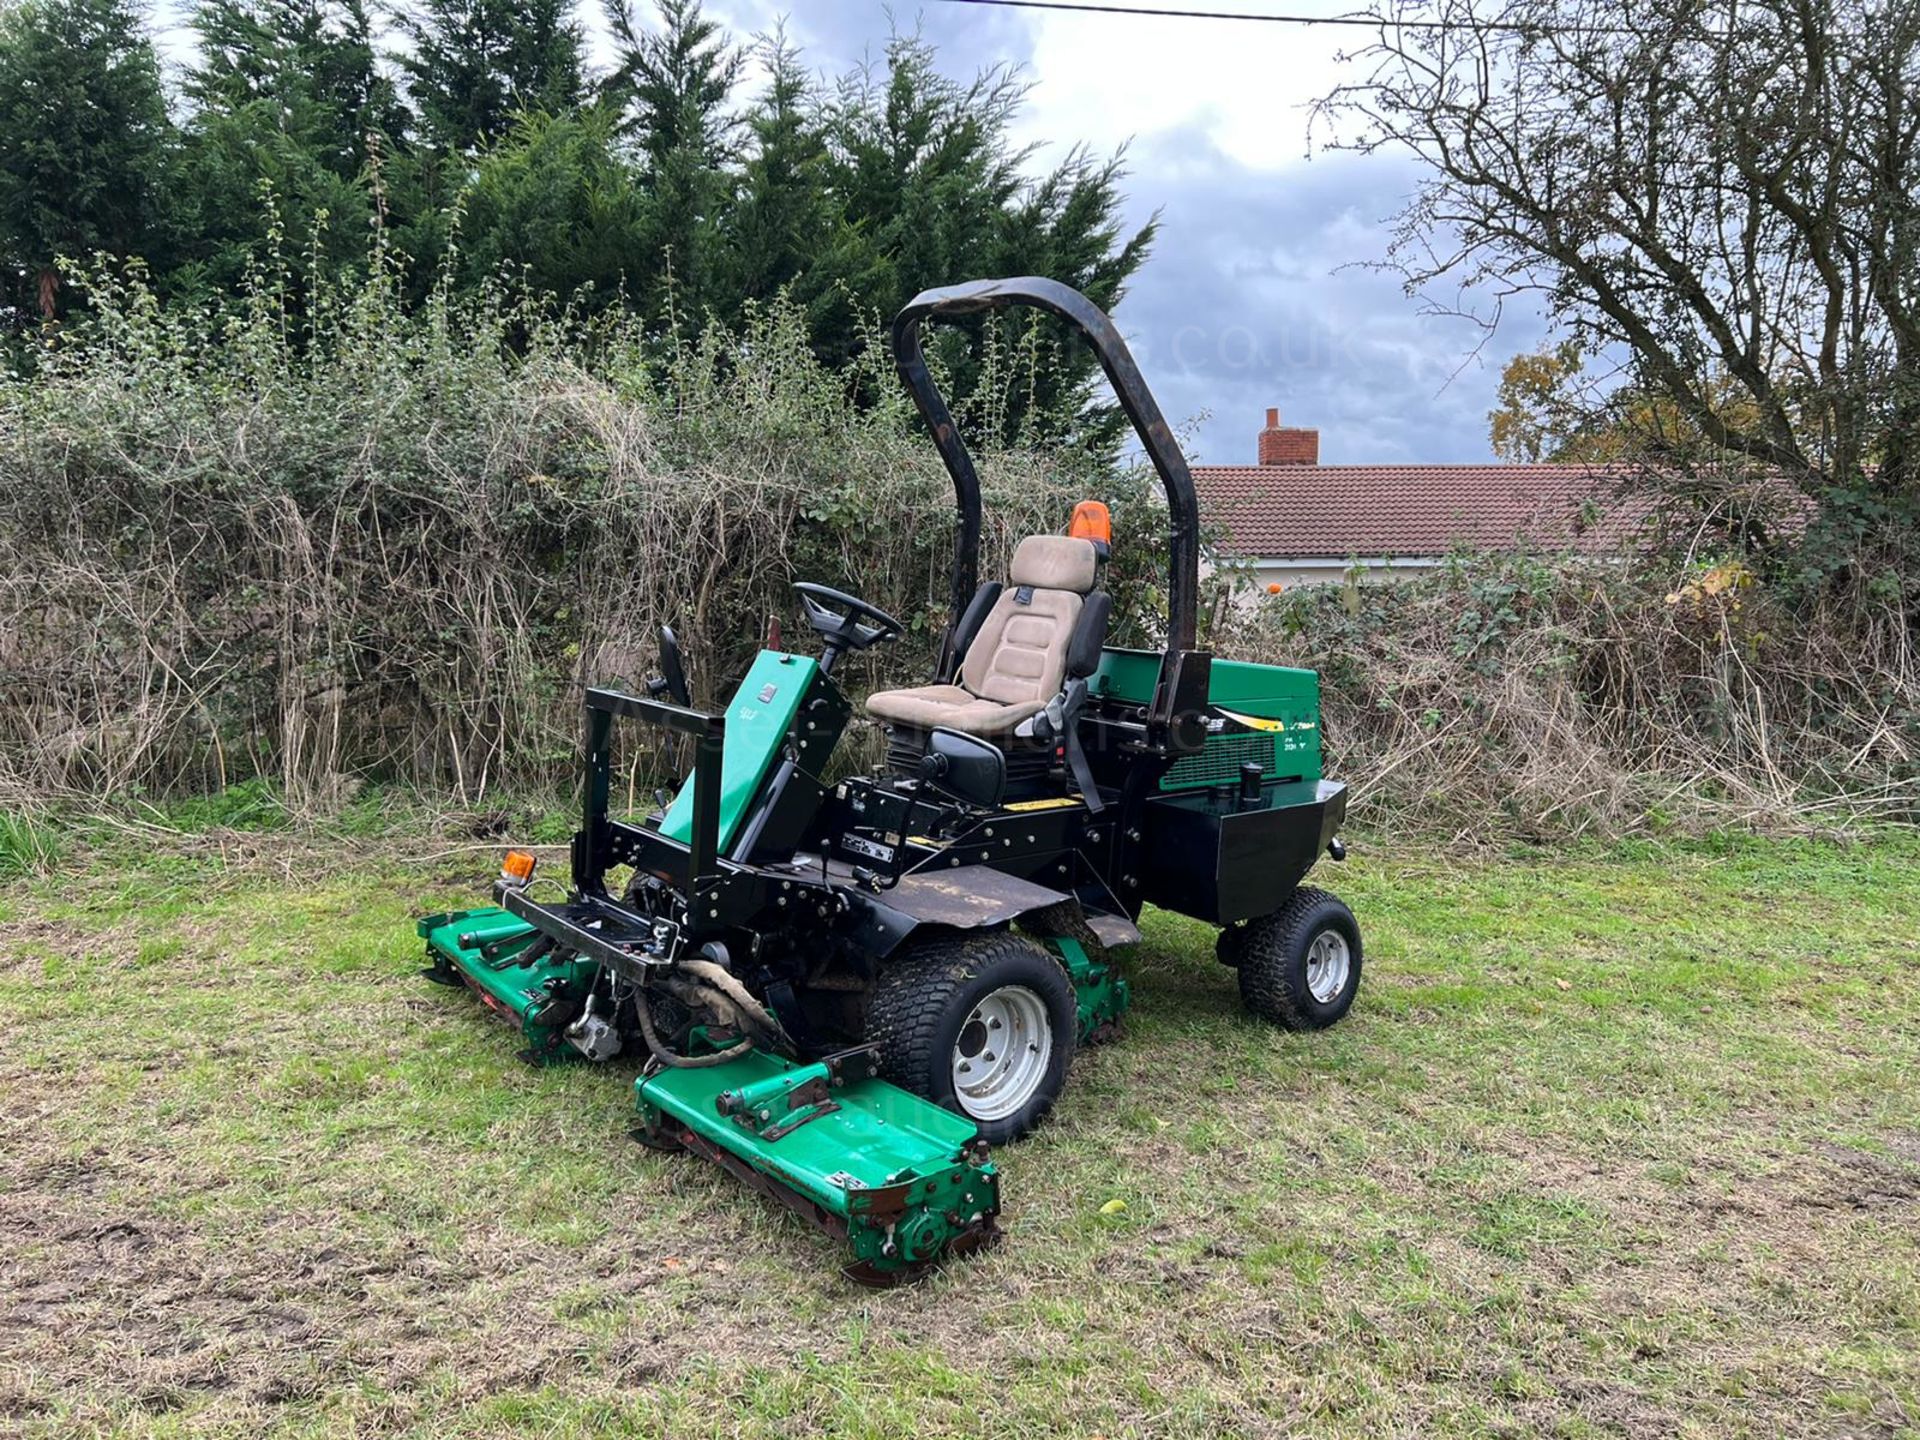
[659,650,820,856]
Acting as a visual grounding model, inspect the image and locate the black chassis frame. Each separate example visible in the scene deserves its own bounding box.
[500,277,1346,1011]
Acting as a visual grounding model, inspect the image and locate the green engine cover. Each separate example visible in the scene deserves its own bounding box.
[658,649,821,856]
[1091,647,1322,791]
[636,1048,1000,1276]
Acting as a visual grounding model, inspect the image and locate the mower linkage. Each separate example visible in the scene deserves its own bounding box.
[497,888,681,983]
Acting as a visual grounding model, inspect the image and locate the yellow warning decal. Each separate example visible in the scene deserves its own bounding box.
[1001,797,1083,812]
[1217,708,1289,734]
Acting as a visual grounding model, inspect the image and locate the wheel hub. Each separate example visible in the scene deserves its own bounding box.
[951,984,1051,1122]
[1305,928,1351,1004]
[957,1018,989,1057]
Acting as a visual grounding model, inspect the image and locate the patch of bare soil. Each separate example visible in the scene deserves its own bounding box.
[0,1138,812,1432]
[0,915,137,975]
[1476,1127,1920,1436]
[1804,1138,1920,1212]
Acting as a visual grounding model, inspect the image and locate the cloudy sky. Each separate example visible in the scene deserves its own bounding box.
[700,0,1548,466]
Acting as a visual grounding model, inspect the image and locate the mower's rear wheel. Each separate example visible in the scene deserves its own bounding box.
[1237,887,1362,1031]
[866,931,1077,1146]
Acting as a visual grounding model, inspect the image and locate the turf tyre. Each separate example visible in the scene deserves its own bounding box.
[1237,887,1362,1031]
[866,930,1077,1145]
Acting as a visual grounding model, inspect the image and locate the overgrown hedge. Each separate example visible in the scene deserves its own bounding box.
[3,264,1914,838]
[1228,551,1919,838]
[0,265,1160,807]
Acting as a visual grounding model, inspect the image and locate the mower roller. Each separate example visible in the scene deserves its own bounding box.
[418,277,1361,1282]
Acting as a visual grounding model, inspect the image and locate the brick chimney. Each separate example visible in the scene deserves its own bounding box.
[1257,407,1319,466]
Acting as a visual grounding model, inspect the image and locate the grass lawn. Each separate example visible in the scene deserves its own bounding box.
[2,828,1917,1438]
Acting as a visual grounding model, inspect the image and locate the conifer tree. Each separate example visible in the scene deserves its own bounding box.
[602,0,741,322]
[397,0,584,154]
[0,0,174,320]
[176,0,407,295]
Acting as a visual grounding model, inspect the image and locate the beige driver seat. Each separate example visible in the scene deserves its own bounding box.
[865,535,1100,737]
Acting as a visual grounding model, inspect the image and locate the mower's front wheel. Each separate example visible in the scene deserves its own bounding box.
[867,931,1077,1146]
[1237,887,1362,1031]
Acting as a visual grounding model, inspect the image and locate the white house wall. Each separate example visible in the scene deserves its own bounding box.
[1249,556,1441,588]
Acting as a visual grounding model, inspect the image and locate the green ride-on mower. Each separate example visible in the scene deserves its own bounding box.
[416,277,1360,1283]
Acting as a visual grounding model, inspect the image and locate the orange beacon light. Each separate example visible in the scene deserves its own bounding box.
[1068,500,1112,552]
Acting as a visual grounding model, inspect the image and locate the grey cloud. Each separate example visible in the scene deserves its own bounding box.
[1106,129,1546,464]
[714,0,1036,76]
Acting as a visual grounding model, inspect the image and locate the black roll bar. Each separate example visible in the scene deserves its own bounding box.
[889,277,1203,661]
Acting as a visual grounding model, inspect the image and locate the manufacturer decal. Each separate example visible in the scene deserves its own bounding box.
[1217,707,1299,734]
[842,834,895,863]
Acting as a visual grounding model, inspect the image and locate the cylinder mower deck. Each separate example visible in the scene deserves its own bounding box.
[637,1045,1000,1284]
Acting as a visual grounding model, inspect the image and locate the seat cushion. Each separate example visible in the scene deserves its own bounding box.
[864,684,1047,736]
[865,532,1100,738]
[960,587,1083,705]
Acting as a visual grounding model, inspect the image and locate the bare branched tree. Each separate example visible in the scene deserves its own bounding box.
[1320,0,1920,557]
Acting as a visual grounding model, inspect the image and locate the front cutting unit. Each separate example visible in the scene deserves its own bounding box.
[416,277,1363,1281]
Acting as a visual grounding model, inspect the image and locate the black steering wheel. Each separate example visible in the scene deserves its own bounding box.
[793,583,905,663]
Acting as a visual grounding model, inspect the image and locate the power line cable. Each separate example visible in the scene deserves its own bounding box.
[937,0,1410,24]
[933,0,1644,35]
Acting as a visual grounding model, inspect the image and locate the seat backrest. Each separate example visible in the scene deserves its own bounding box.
[960,535,1099,706]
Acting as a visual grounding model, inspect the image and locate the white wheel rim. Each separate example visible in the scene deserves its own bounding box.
[950,984,1052,1122]
[1305,928,1352,1005]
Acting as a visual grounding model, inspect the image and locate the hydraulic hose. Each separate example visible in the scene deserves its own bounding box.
[674,958,792,1047]
[633,985,754,1069]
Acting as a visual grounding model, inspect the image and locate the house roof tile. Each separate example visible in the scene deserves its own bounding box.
[1191,463,1644,560]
